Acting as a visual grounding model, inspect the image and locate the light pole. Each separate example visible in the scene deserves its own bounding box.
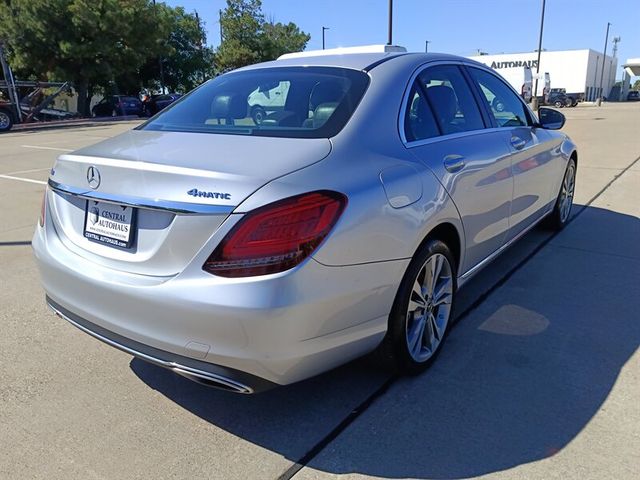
[531,0,546,111]
[425,40,430,53]
[322,26,329,50]
[387,0,393,45]
[596,22,611,106]
[592,56,599,101]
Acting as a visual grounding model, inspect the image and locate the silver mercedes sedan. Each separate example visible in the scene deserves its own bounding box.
[33,46,577,393]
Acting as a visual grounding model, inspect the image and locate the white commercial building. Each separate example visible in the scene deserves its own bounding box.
[468,49,617,101]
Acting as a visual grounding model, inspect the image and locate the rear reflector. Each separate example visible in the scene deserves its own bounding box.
[203,191,347,277]
[39,188,47,227]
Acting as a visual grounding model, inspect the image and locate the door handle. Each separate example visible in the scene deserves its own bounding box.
[443,154,465,173]
[510,136,527,150]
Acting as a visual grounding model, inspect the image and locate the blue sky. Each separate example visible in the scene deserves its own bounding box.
[167,0,639,80]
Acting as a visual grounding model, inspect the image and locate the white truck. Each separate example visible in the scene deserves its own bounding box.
[247,81,290,124]
[491,66,533,103]
[533,72,551,103]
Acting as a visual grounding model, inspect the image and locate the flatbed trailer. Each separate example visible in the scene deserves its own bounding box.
[1,43,75,132]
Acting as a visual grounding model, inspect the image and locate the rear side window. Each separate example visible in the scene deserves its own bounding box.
[417,65,484,135]
[142,67,369,138]
[467,67,531,127]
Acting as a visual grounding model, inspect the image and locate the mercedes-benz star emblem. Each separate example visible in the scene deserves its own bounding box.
[87,166,101,189]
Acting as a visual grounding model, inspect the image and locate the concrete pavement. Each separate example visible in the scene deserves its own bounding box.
[0,103,638,479]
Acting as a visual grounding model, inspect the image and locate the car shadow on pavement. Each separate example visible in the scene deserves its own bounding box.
[131,205,640,479]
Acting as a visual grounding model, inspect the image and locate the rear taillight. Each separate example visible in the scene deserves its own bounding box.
[39,188,46,227]
[203,191,347,277]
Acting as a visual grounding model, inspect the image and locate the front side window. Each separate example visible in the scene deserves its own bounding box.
[468,67,531,128]
[417,65,485,135]
[141,67,369,138]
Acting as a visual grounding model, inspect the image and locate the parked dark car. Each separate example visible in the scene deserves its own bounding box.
[92,95,143,117]
[628,91,640,101]
[142,94,182,117]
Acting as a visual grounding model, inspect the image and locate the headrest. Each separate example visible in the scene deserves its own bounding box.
[309,82,345,110]
[211,94,247,119]
[426,85,458,124]
[313,102,339,128]
[414,95,430,122]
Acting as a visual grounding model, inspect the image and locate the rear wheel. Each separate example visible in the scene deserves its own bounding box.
[546,158,576,230]
[492,97,505,112]
[377,239,456,374]
[0,109,13,132]
[251,105,266,125]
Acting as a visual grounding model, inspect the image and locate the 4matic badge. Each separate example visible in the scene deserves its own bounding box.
[187,188,231,200]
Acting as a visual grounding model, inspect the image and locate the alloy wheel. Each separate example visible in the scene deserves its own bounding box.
[559,162,576,223]
[405,253,453,363]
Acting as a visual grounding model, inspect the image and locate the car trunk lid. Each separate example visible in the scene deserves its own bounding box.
[48,129,332,276]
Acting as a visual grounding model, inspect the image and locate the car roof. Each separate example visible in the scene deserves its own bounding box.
[235,51,483,73]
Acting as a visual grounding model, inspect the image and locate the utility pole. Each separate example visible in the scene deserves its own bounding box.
[152,0,165,94]
[195,10,205,84]
[531,0,546,111]
[322,27,329,50]
[387,0,393,45]
[219,9,223,45]
[425,40,430,53]
[596,22,611,106]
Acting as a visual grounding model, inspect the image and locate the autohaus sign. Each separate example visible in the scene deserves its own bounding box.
[490,60,539,69]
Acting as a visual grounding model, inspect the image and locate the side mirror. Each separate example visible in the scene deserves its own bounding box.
[537,107,565,130]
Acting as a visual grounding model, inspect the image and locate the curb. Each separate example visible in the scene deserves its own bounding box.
[10,116,143,132]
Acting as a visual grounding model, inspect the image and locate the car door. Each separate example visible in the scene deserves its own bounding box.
[94,98,109,116]
[404,64,514,274]
[465,66,559,241]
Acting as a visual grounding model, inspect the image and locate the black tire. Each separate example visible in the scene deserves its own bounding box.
[251,105,266,125]
[546,157,576,230]
[0,108,13,132]
[554,100,564,108]
[564,97,573,108]
[375,238,457,374]
[492,97,505,112]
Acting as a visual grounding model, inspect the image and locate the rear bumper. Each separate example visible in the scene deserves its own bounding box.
[46,296,272,393]
[33,221,408,387]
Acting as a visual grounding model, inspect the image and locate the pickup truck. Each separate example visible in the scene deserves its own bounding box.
[550,88,582,107]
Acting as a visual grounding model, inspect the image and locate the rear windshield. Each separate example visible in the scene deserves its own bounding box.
[141,67,369,138]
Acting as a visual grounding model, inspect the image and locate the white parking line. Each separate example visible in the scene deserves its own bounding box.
[21,145,73,152]
[0,174,47,185]
[4,167,51,176]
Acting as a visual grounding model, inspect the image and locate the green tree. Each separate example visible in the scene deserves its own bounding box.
[214,0,309,73]
[134,5,215,93]
[0,0,167,115]
[633,79,640,91]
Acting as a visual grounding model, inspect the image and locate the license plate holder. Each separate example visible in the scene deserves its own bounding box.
[83,200,136,249]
